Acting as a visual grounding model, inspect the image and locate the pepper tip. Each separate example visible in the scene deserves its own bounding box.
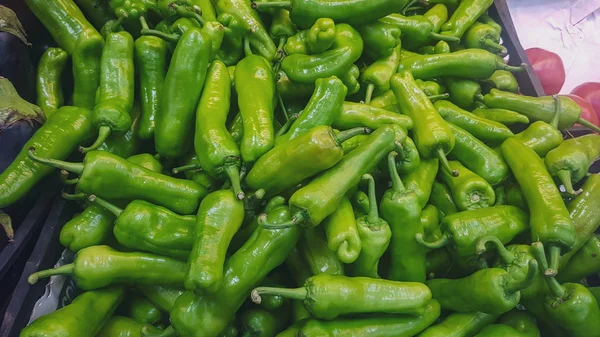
[544,268,558,277]
[250,289,262,304]
[451,170,459,177]
[237,191,246,200]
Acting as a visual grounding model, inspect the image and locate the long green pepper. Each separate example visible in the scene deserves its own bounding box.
[36,47,68,117]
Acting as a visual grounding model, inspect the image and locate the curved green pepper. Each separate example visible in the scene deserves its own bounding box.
[36,47,68,117]
[356,21,401,60]
[137,285,185,313]
[72,28,104,110]
[270,8,297,50]
[97,316,160,337]
[381,13,459,51]
[122,294,163,325]
[305,18,336,53]
[472,108,529,125]
[439,160,496,211]
[445,77,484,109]
[440,0,493,39]
[429,181,458,217]
[333,102,413,131]
[323,195,362,264]
[60,204,115,253]
[362,45,401,103]
[513,121,563,157]
[417,311,499,337]
[401,157,439,209]
[423,4,448,33]
[298,226,344,276]
[239,309,282,337]
[73,0,116,30]
[215,13,245,66]
[556,234,600,283]
[464,22,506,55]
[484,70,519,93]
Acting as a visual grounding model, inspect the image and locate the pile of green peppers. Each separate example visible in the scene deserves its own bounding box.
[2,0,600,336]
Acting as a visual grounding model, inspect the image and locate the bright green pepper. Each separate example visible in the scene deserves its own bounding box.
[440,0,493,39]
[239,308,283,337]
[474,311,540,337]
[381,13,459,51]
[429,181,458,217]
[513,122,564,158]
[20,287,124,337]
[215,13,245,66]
[393,137,421,174]
[381,152,425,282]
[323,195,362,264]
[36,47,68,117]
[362,46,402,103]
[71,28,104,110]
[28,245,187,289]
[439,160,496,210]
[97,316,160,337]
[472,108,530,125]
[305,18,336,53]
[298,226,345,276]
[370,81,442,109]
[401,157,440,209]
[424,4,448,33]
[445,77,484,109]
[483,70,519,93]
[464,22,506,55]
[417,311,499,337]
[557,234,600,283]
[356,21,401,60]
[421,204,442,242]
[60,203,115,252]
[252,274,432,320]
[350,174,391,278]
[137,285,185,313]
[122,293,164,325]
[333,101,413,131]
[270,8,297,50]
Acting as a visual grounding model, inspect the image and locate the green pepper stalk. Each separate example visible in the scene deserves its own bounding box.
[416,205,529,258]
[381,152,425,282]
[251,274,432,320]
[323,196,362,264]
[36,47,68,117]
[545,135,600,196]
[362,45,402,104]
[472,108,530,125]
[426,259,538,315]
[333,102,413,131]
[556,234,600,283]
[439,160,496,211]
[464,22,506,55]
[350,174,392,278]
[27,149,207,215]
[381,13,459,51]
[532,241,600,337]
[28,245,188,290]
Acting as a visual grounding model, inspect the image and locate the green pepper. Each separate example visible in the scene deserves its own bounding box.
[97,316,160,337]
[36,47,68,117]
[545,135,600,196]
[440,0,493,39]
[252,273,431,320]
[370,81,442,109]
[135,34,168,141]
[381,152,425,282]
[27,149,206,215]
[71,28,104,110]
[398,49,526,80]
[501,136,575,276]
[262,125,406,229]
[417,311,499,337]
[362,46,402,103]
[474,311,540,337]
[350,174,391,278]
[513,122,564,158]
[95,104,142,158]
[401,157,440,209]
[239,308,282,337]
[137,285,185,313]
[445,77,484,109]
[381,13,459,51]
[80,31,135,153]
[72,0,116,30]
[323,195,362,264]
[427,259,537,315]
[194,60,244,199]
[421,204,442,243]
[429,181,458,217]
[276,76,347,144]
[448,123,509,186]
[122,293,164,325]
[270,8,297,50]
[333,102,413,131]
[439,161,496,210]
[275,70,315,101]
[235,55,276,163]
[230,196,287,253]
[214,13,244,66]
[356,21,401,60]
[280,24,363,84]
[505,184,528,210]
[472,108,530,125]
[172,153,219,190]
[60,204,115,252]
[426,248,453,278]
[28,245,187,289]
[20,287,124,337]
[483,70,519,93]
[305,18,336,53]
[391,70,456,177]
[392,137,422,174]
[484,89,600,133]
[556,234,600,283]
[464,22,506,55]
[416,205,529,258]
[298,226,345,276]
[185,189,244,293]
[155,28,211,158]
[434,100,514,144]
[252,0,408,29]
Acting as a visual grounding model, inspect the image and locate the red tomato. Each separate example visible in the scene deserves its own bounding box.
[571,82,600,121]
[563,94,600,128]
[525,48,566,95]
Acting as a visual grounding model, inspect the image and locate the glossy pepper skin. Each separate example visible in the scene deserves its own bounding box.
[393,137,421,174]
[398,49,526,80]
[168,205,302,337]
[36,47,68,117]
[194,61,244,199]
[0,106,93,209]
[445,77,484,109]
[97,316,160,337]
[60,204,115,253]
[434,100,514,144]
[464,22,506,55]
[356,21,401,60]
[270,8,297,49]
[323,195,362,264]
[362,45,402,103]
[401,157,440,209]
[439,160,495,210]
[235,55,276,163]
[429,181,458,217]
[333,102,413,131]
[28,245,187,290]
[472,108,529,125]
[20,287,124,337]
[545,135,600,196]
[484,70,519,93]
[280,24,363,84]
[154,28,211,158]
[298,226,345,276]
[440,0,493,39]
[137,285,184,313]
[416,205,529,258]
[88,197,195,259]
[381,152,425,282]
[481,311,540,337]
[122,294,163,325]
[423,4,448,32]
[253,0,408,29]
[185,189,244,293]
[417,311,499,337]
[513,121,564,157]
[27,150,206,215]
[72,28,104,110]
[427,260,537,315]
[391,71,456,178]
[252,274,432,320]
[239,308,282,337]
[276,76,347,145]
[134,35,168,141]
[501,137,575,276]
[557,234,600,283]
[448,123,509,186]
[350,174,391,278]
[381,13,459,51]
[421,205,442,243]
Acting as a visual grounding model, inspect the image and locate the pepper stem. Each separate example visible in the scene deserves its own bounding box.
[502,63,527,73]
[550,94,561,129]
[79,126,111,154]
[429,32,460,43]
[557,170,582,196]
[141,29,180,44]
[334,127,370,145]
[88,195,124,217]
[27,148,84,175]
[545,274,567,299]
[577,117,600,134]
[505,259,538,293]
[139,16,150,30]
[251,1,292,11]
[276,113,299,137]
[172,163,201,174]
[224,164,245,200]
[172,3,204,27]
[545,245,561,277]
[476,236,516,264]
[61,192,87,201]
[362,174,380,224]
[28,264,75,284]
[531,241,549,269]
[0,210,14,241]
[277,90,289,120]
[401,0,420,15]
[365,84,375,105]
[427,93,450,102]
[244,38,253,57]
[59,170,79,185]
[141,325,177,337]
[251,286,308,303]
[258,211,305,230]
[474,93,485,103]
[483,39,508,56]
[437,148,459,177]
[388,152,406,193]
[415,233,450,249]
